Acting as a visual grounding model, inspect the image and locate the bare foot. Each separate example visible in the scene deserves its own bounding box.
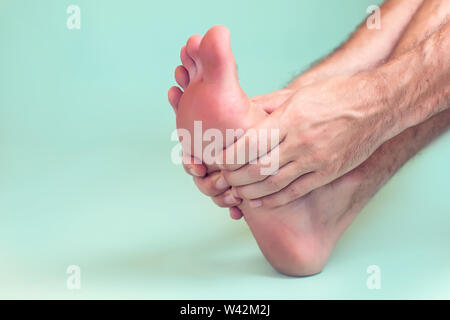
[241,168,367,276]
[169,26,267,173]
[169,26,372,276]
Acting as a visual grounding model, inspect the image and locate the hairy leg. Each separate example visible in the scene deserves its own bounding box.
[354,0,450,205]
[244,1,450,276]
[390,0,449,57]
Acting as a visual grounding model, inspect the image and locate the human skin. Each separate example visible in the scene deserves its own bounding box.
[168,1,450,275]
[178,0,427,219]
[218,16,450,209]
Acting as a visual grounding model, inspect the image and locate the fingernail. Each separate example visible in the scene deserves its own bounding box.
[249,199,262,208]
[231,188,239,198]
[189,167,201,177]
[224,194,238,205]
[215,175,229,189]
[182,154,192,165]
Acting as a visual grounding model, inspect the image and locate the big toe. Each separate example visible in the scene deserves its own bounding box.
[199,25,236,81]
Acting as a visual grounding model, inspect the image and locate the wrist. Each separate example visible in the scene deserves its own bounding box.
[347,72,397,149]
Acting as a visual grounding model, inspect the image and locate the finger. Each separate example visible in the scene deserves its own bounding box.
[216,108,287,171]
[234,162,315,200]
[211,190,242,208]
[182,153,207,177]
[168,86,183,112]
[194,171,232,197]
[222,143,291,187]
[258,172,323,208]
[229,207,243,220]
[175,65,189,89]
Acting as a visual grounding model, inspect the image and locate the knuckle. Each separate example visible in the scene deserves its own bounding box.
[308,150,323,166]
[329,149,340,163]
[326,162,339,176]
[221,169,231,179]
[221,170,236,185]
[232,187,241,198]
[288,138,303,155]
[286,185,300,200]
[265,175,283,191]
[235,186,252,200]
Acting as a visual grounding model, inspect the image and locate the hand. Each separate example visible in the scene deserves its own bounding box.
[182,154,244,220]
[218,74,388,208]
[174,89,294,219]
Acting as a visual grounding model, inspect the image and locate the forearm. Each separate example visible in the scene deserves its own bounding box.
[366,21,450,144]
[288,0,424,89]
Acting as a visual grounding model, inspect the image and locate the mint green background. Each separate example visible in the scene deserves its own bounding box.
[0,0,449,299]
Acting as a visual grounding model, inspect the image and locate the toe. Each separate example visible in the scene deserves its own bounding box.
[168,86,183,112]
[229,207,243,220]
[199,25,236,81]
[175,65,189,89]
[180,45,196,80]
[186,34,202,63]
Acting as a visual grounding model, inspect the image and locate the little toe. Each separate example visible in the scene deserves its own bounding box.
[175,65,189,89]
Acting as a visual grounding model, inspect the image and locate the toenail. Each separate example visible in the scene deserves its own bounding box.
[215,175,229,190]
[249,199,262,208]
